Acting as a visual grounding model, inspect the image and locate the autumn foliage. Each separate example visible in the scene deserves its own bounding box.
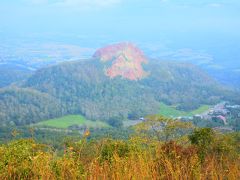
[93,42,148,80]
[0,116,239,179]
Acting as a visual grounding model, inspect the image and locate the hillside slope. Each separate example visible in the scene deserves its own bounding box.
[23,62,237,121]
[24,60,159,120]
[0,87,63,126]
[0,64,33,88]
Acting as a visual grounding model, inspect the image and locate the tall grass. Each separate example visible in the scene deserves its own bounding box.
[0,135,239,179]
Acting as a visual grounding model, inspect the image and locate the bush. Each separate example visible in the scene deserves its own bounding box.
[107,117,123,128]
[189,128,214,161]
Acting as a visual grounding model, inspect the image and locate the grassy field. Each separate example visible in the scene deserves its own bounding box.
[159,103,210,117]
[36,115,109,129]
[36,104,210,129]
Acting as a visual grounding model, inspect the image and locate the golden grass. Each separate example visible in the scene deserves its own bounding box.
[0,138,239,180]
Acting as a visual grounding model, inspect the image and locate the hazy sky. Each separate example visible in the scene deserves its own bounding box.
[1,0,240,72]
[1,0,240,40]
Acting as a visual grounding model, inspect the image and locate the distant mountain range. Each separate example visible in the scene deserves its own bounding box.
[0,42,239,126]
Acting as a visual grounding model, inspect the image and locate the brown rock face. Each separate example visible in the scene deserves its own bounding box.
[93,42,148,80]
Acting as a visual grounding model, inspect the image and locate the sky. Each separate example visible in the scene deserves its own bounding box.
[1,0,240,40]
[1,0,240,71]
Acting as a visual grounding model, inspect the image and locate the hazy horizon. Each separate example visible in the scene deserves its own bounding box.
[1,0,240,86]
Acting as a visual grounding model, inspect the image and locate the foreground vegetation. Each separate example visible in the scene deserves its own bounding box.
[0,115,239,179]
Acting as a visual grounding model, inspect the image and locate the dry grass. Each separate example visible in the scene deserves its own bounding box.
[0,137,239,180]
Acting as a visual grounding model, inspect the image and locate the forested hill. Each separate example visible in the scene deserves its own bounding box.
[23,59,160,121]
[0,43,239,126]
[0,87,63,126]
[0,64,33,88]
[22,60,238,121]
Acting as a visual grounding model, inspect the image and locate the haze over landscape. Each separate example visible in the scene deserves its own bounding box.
[0,0,240,179]
[1,0,240,87]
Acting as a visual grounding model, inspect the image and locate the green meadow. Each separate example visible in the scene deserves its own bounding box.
[159,103,210,117]
[36,115,109,129]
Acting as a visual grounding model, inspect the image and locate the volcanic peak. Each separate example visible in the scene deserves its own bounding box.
[93,42,148,80]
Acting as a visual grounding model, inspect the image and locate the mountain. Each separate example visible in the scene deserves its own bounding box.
[23,59,160,121]
[0,42,239,126]
[93,42,148,80]
[0,63,33,88]
[207,69,240,88]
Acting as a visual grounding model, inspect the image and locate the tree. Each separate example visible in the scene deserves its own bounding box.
[135,115,193,141]
[189,128,214,162]
[107,117,123,128]
[235,118,240,131]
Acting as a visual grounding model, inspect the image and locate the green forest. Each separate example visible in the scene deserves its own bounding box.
[0,60,239,127]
